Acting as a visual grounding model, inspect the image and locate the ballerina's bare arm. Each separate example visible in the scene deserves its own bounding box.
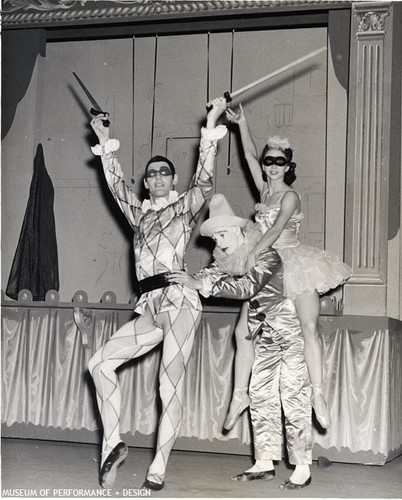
[226,104,264,193]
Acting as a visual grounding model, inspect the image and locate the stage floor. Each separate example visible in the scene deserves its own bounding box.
[1,438,401,498]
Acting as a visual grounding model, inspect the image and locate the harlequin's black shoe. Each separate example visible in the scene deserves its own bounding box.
[142,478,165,491]
[142,472,165,491]
[279,475,312,490]
[231,470,275,481]
[99,442,128,488]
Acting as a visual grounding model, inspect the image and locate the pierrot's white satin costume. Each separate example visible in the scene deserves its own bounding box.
[197,224,312,465]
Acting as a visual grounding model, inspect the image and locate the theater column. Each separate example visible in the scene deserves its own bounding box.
[344,2,396,316]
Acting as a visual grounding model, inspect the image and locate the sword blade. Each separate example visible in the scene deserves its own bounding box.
[72,72,104,112]
[230,46,327,100]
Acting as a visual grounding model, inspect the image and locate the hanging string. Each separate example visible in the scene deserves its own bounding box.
[227,29,235,175]
[206,31,210,104]
[150,34,158,157]
[131,35,136,184]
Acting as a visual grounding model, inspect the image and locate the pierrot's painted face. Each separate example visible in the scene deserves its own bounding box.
[211,226,244,255]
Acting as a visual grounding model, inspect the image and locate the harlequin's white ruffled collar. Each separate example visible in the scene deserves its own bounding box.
[142,191,179,213]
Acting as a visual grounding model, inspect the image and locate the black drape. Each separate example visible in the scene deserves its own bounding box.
[6,144,59,301]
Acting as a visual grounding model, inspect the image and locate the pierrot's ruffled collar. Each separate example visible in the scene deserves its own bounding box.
[141,191,179,213]
[213,222,262,276]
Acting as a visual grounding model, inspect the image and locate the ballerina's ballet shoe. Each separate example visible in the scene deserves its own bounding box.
[99,442,128,488]
[142,472,165,491]
[311,388,330,429]
[224,392,250,430]
[231,470,275,482]
[280,475,312,490]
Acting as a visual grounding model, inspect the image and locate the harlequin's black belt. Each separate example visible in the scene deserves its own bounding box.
[136,271,183,295]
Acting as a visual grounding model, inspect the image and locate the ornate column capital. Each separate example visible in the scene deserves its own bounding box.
[354,2,391,38]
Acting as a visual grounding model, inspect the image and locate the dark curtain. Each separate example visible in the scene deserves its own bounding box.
[6,144,59,300]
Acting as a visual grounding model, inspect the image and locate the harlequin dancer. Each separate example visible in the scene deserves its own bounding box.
[222,104,351,430]
[169,194,313,489]
[88,97,228,490]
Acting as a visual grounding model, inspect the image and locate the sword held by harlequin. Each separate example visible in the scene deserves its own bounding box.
[214,46,327,107]
[72,72,110,127]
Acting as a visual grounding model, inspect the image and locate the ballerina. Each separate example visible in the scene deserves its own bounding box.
[223,103,351,431]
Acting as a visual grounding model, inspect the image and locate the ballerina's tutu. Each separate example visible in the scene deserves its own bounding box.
[276,244,351,301]
[255,197,351,301]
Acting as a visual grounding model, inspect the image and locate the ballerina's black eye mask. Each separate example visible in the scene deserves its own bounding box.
[262,156,288,167]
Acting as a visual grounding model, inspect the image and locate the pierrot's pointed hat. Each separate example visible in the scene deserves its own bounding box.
[200,194,248,237]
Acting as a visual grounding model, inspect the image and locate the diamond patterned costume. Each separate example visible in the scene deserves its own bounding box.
[88,125,226,485]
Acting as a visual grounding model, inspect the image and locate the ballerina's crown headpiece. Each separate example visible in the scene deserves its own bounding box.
[267,136,291,151]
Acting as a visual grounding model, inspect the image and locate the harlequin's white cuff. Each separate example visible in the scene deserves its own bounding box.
[91,139,120,156]
[201,125,227,141]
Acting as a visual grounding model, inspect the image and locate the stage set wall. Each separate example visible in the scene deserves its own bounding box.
[1,1,402,466]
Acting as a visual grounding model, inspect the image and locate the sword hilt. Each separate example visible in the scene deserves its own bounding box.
[223,91,232,103]
[90,108,110,127]
[206,91,232,112]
